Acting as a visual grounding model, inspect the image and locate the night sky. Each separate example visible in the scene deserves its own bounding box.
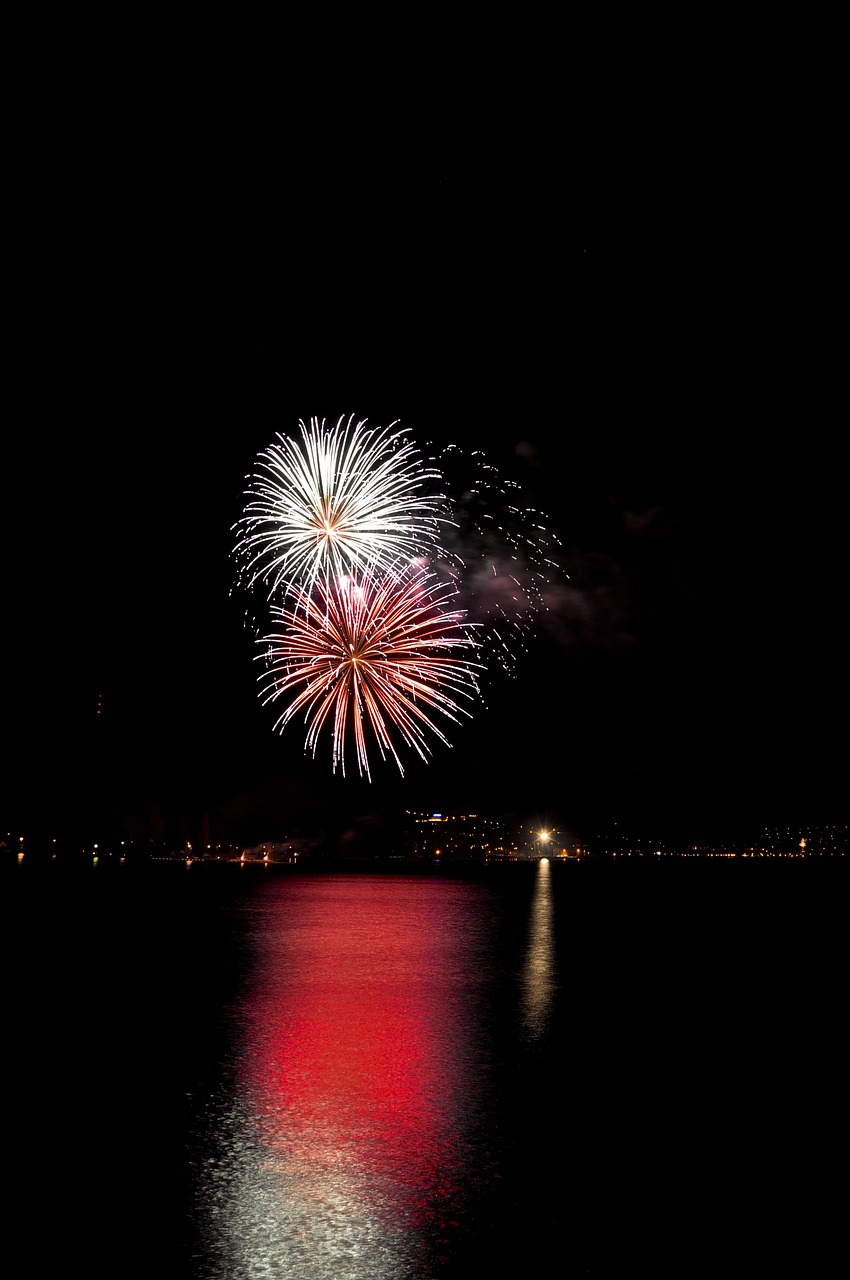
[5,84,843,850]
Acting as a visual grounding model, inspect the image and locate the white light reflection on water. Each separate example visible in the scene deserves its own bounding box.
[520,858,556,1040]
[193,874,502,1279]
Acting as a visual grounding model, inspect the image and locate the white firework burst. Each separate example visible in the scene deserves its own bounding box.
[233,414,450,601]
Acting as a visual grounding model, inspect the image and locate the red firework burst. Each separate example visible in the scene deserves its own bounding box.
[257,563,483,779]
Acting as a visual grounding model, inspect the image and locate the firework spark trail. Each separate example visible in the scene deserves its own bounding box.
[422,443,567,677]
[256,562,483,780]
[232,415,451,602]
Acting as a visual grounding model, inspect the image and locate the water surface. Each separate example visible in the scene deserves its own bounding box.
[5,857,842,1277]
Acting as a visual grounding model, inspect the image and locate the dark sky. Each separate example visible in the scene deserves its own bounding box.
[4,75,844,848]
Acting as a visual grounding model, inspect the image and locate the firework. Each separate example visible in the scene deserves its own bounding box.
[233,414,449,601]
[423,444,567,677]
[257,561,483,780]
[233,415,568,779]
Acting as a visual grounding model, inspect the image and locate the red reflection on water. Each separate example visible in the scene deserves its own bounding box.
[239,876,478,1238]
